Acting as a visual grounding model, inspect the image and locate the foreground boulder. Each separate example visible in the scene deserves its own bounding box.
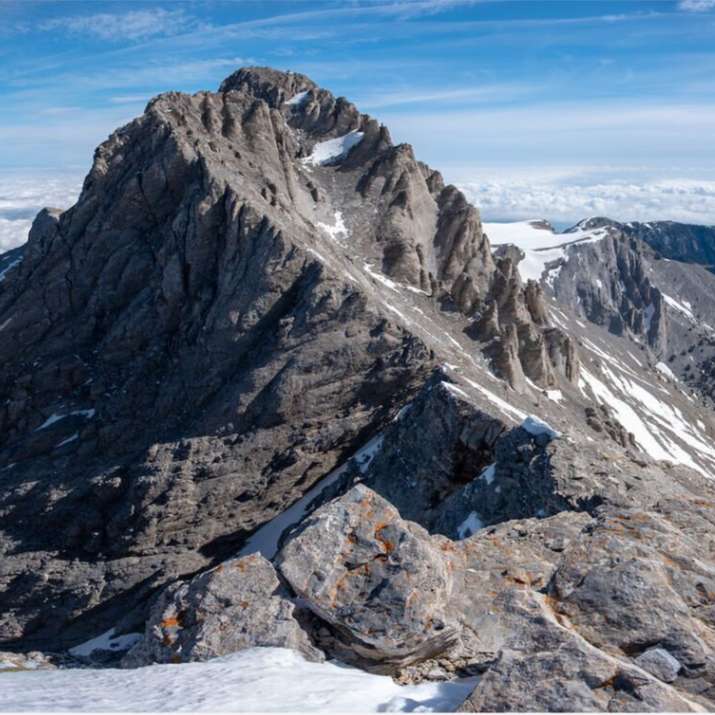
[277,484,461,670]
[122,553,322,667]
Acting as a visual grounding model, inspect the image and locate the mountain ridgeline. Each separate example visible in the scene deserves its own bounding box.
[3,68,715,711]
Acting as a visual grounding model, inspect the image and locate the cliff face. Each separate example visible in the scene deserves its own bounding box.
[620,219,715,272]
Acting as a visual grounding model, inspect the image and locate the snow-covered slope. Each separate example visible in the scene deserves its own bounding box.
[482,219,611,283]
[480,219,715,478]
[0,648,476,713]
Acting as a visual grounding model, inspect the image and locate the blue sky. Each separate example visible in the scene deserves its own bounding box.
[1,0,715,244]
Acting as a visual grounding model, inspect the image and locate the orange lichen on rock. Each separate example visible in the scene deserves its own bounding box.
[375,523,395,554]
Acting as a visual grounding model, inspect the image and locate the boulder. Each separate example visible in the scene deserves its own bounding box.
[636,647,682,684]
[277,484,460,670]
[122,553,322,667]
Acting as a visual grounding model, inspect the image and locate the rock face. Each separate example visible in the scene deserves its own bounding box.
[123,553,321,666]
[552,232,668,351]
[471,246,580,388]
[552,219,715,408]
[0,67,440,648]
[577,217,715,273]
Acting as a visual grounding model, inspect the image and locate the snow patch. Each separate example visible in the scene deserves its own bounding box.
[35,408,95,431]
[0,647,478,713]
[521,415,560,439]
[0,257,21,282]
[457,511,484,539]
[483,220,607,284]
[317,211,348,241]
[461,377,527,423]
[655,361,677,381]
[483,220,557,250]
[284,90,309,106]
[302,132,364,166]
[579,368,669,461]
[363,262,400,292]
[662,293,695,320]
[238,433,384,560]
[519,246,564,284]
[55,432,79,448]
[69,628,141,658]
[479,463,496,485]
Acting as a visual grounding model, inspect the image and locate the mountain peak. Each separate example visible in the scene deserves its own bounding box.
[219,66,318,106]
[565,216,620,232]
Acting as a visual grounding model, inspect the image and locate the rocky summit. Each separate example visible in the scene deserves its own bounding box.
[3,66,715,711]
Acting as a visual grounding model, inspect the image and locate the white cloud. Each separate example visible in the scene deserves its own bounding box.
[0,218,32,252]
[356,83,538,109]
[381,100,715,183]
[0,172,83,252]
[38,9,194,42]
[679,0,715,11]
[459,173,715,226]
[2,166,714,255]
[109,95,152,105]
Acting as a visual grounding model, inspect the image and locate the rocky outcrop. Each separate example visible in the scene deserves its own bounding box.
[122,553,321,667]
[0,67,440,648]
[270,459,715,709]
[585,404,637,448]
[469,246,579,388]
[575,217,715,273]
[552,219,715,407]
[551,233,668,352]
[0,651,56,671]
[5,64,715,715]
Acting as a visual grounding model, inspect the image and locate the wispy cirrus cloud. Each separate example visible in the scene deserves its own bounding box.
[7,56,254,93]
[356,83,539,109]
[36,8,196,42]
[679,0,715,11]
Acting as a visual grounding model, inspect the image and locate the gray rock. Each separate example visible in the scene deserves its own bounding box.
[122,553,322,667]
[277,484,460,670]
[636,647,682,683]
[0,64,655,653]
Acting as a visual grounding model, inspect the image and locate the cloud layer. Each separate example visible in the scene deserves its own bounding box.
[0,173,82,251]
[459,174,715,226]
[1,166,714,259]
